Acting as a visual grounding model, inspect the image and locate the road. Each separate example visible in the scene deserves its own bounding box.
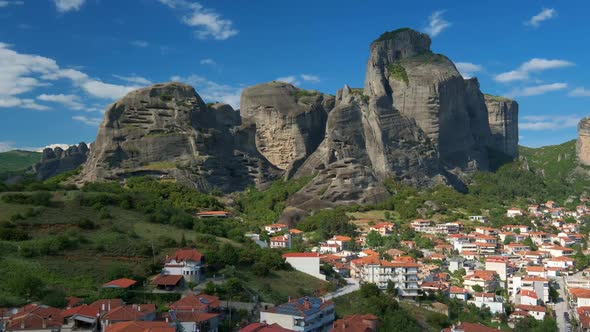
[322,278,360,301]
[555,276,570,332]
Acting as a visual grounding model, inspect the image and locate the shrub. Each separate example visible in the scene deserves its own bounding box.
[387,63,409,85]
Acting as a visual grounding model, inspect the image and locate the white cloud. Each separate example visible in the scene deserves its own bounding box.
[37,93,84,110]
[0,1,24,8]
[72,115,102,126]
[276,75,300,86]
[171,74,242,109]
[131,40,149,48]
[54,0,85,13]
[520,114,580,131]
[569,87,590,97]
[508,83,568,97]
[81,80,138,99]
[36,143,73,152]
[526,8,556,28]
[494,58,574,83]
[0,141,16,152]
[159,0,238,40]
[300,74,320,83]
[113,74,152,86]
[423,10,451,37]
[200,58,216,65]
[455,62,483,79]
[0,42,138,113]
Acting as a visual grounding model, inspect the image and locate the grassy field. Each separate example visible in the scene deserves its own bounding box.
[0,150,41,173]
[241,269,327,304]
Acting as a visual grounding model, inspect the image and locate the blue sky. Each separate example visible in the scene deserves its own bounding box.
[0,0,589,151]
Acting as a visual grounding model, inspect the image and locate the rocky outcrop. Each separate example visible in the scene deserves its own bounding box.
[34,143,89,180]
[577,117,590,165]
[79,82,281,192]
[484,95,519,158]
[240,82,334,176]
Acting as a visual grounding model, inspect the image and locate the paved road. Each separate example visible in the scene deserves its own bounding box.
[323,278,360,301]
[555,277,570,332]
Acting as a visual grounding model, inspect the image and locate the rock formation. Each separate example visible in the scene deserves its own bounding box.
[34,143,89,180]
[577,117,590,165]
[240,82,334,176]
[79,82,281,192]
[77,28,520,208]
[485,94,519,158]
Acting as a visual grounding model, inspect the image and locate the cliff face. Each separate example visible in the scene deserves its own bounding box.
[484,95,519,158]
[79,82,281,192]
[240,82,334,176]
[577,118,590,165]
[34,143,89,180]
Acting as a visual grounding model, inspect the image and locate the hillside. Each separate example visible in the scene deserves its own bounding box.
[519,140,590,196]
[0,150,41,173]
[0,177,328,308]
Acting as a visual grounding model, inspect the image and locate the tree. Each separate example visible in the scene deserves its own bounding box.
[503,236,515,245]
[366,231,384,248]
[471,285,484,293]
[522,237,538,251]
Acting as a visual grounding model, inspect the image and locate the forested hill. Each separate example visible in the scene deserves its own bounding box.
[0,150,41,173]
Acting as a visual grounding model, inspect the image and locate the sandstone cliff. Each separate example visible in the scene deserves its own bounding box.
[79,82,281,192]
[484,94,519,158]
[577,117,590,165]
[34,143,89,180]
[240,82,334,176]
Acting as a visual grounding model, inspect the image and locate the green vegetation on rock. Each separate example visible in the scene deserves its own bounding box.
[374,28,411,43]
[388,63,409,84]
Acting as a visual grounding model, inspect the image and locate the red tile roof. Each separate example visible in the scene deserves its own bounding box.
[63,299,123,319]
[102,278,137,289]
[103,304,156,321]
[105,321,174,332]
[152,274,183,286]
[169,294,220,312]
[442,322,505,332]
[515,304,547,312]
[167,311,219,323]
[239,322,295,332]
[166,249,203,263]
[5,304,63,330]
[577,307,590,328]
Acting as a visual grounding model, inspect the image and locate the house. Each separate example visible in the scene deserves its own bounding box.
[506,208,524,218]
[196,211,231,219]
[163,249,204,282]
[509,276,549,303]
[102,278,137,289]
[104,321,174,332]
[410,219,431,232]
[468,293,504,314]
[166,311,220,332]
[239,323,294,332]
[168,294,219,313]
[469,215,488,223]
[62,299,123,331]
[152,275,184,290]
[463,271,500,292]
[264,224,288,235]
[504,243,530,255]
[544,256,574,270]
[100,305,156,332]
[527,232,551,245]
[569,288,590,307]
[3,304,64,332]
[330,314,379,332]
[282,253,326,280]
[350,256,420,297]
[400,241,416,249]
[449,286,468,301]
[369,222,395,236]
[448,257,465,273]
[474,227,498,236]
[519,289,539,306]
[576,307,590,331]
[259,297,334,332]
[485,257,509,281]
[525,266,546,278]
[527,205,541,214]
[538,244,574,258]
[513,305,546,320]
[270,234,291,249]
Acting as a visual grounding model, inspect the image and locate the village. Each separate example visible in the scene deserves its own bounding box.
[2,197,590,332]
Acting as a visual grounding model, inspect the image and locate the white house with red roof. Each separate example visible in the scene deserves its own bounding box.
[468,293,504,314]
[163,249,204,282]
[519,289,539,306]
[513,304,546,320]
[259,297,334,332]
[449,286,468,301]
[506,208,524,218]
[264,224,288,235]
[270,234,291,249]
[282,253,325,280]
[369,222,395,236]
